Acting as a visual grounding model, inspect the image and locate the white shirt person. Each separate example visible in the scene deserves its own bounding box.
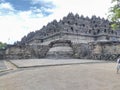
[117,58,120,73]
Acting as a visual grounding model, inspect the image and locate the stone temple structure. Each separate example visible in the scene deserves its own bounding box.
[1,13,120,60]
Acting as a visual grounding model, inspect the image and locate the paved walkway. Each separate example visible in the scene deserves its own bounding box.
[0,61,7,71]
[0,62,119,90]
[9,59,107,68]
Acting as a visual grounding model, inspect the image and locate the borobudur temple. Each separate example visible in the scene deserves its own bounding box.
[1,13,120,60]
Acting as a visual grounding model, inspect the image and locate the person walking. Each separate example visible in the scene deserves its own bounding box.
[117,57,120,74]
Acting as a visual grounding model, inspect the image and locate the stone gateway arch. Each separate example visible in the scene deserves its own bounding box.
[46,40,73,59]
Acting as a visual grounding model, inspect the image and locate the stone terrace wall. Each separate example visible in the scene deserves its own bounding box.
[3,41,120,61]
[90,42,120,61]
[72,43,92,59]
[31,45,50,58]
[72,42,120,61]
[5,45,33,59]
[5,45,50,59]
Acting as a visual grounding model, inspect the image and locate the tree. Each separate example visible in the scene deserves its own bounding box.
[0,42,7,49]
[108,0,120,29]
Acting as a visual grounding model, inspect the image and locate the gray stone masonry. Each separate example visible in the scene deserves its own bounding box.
[0,13,120,60]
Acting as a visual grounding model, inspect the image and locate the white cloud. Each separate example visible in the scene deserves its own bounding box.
[49,0,111,18]
[18,11,32,19]
[0,2,14,11]
[0,0,112,44]
[0,11,47,44]
[0,15,28,43]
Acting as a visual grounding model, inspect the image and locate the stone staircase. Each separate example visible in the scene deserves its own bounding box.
[46,42,73,59]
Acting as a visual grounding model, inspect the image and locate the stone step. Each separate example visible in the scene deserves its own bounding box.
[46,46,73,59]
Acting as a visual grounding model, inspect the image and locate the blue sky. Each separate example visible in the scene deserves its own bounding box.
[0,0,55,17]
[0,0,112,44]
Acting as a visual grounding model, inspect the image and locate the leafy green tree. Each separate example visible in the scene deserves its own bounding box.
[108,0,120,29]
[0,42,7,49]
